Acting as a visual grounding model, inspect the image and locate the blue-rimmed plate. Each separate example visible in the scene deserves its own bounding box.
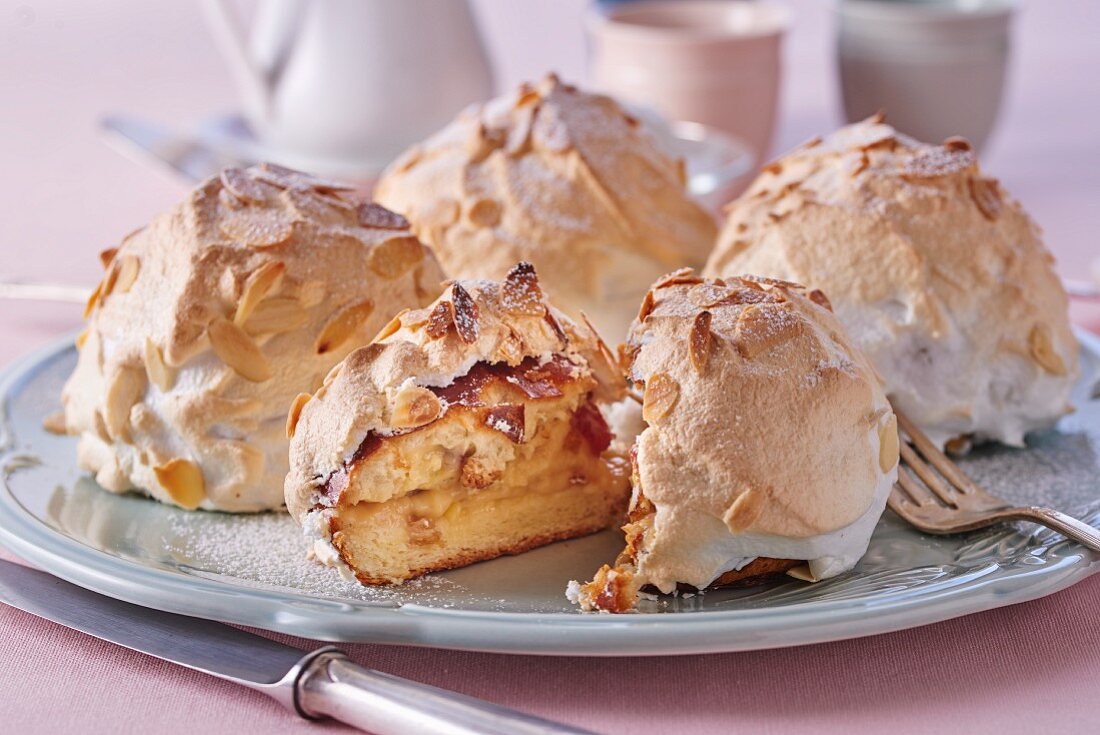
[1,333,1098,655]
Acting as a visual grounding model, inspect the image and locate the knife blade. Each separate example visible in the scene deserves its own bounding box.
[0,559,594,735]
[100,115,237,185]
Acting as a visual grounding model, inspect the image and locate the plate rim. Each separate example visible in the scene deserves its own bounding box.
[1,332,1098,656]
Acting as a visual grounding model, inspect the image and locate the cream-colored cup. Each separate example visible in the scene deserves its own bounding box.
[837,0,1015,151]
[587,0,790,165]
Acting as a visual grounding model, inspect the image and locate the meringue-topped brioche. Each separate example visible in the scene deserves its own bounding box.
[705,117,1078,450]
[285,263,630,585]
[374,73,718,341]
[568,271,898,613]
[61,164,443,511]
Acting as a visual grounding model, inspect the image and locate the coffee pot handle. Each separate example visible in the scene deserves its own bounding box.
[199,0,303,117]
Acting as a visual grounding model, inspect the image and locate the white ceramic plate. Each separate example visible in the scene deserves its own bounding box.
[1,334,1099,656]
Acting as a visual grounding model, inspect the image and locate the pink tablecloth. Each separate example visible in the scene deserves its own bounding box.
[1,1,1099,733]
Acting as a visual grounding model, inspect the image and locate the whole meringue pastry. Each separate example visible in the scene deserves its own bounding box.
[705,117,1078,450]
[569,271,898,613]
[61,164,444,511]
[374,73,718,342]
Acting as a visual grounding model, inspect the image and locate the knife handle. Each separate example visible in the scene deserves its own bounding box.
[294,650,595,735]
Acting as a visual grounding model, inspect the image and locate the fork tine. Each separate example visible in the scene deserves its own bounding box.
[898,442,958,508]
[894,409,983,495]
[895,466,936,506]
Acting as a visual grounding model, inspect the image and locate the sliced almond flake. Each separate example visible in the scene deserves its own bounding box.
[532,105,571,153]
[505,102,537,156]
[653,268,700,290]
[372,309,409,343]
[501,261,544,315]
[114,255,141,294]
[742,274,803,290]
[734,304,805,360]
[285,392,311,439]
[252,162,355,194]
[367,236,424,279]
[642,372,679,423]
[208,317,273,382]
[42,411,68,435]
[75,330,89,349]
[903,146,976,178]
[143,337,176,392]
[807,289,833,311]
[103,366,147,440]
[425,301,454,340]
[466,198,502,227]
[154,458,205,510]
[219,209,295,248]
[315,299,374,354]
[637,290,656,323]
[543,310,568,347]
[233,261,286,325]
[943,136,972,152]
[689,311,713,373]
[1028,324,1067,376]
[391,386,443,429]
[99,247,118,269]
[220,167,270,204]
[358,202,409,230]
[969,177,1002,221]
[451,284,480,344]
[243,295,308,336]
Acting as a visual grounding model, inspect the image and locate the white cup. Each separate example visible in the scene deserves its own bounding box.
[201,0,494,175]
[837,0,1015,150]
[587,0,790,166]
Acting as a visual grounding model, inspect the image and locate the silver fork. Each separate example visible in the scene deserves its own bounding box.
[888,409,1100,551]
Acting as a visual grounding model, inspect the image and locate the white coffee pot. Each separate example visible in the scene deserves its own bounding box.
[201,0,494,174]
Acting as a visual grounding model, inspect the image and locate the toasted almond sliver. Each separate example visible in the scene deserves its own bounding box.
[371,309,408,344]
[243,296,308,336]
[466,198,502,227]
[642,372,679,423]
[220,167,270,204]
[367,236,424,279]
[969,177,1002,221]
[424,301,454,340]
[358,202,409,230]
[208,317,273,382]
[316,299,374,354]
[143,337,176,392]
[391,386,442,429]
[689,310,712,374]
[114,255,141,294]
[99,247,118,269]
[103,366,147,440]
[219,210,295,248]
[153,458,205,510]
[1028,324,1067,376]
[500,261,544,316]
[234,260,286,325]
[286,392,312,439]
[451,284,479,344]
[42,411,68,435]
[879,413,899,473]
[75,330,89,350]
[637,290,656,323]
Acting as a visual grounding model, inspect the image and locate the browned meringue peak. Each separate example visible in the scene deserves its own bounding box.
[374,73,718,342]
[61,164,444,511]
[569,271,897,612]
[705,116,1078,449]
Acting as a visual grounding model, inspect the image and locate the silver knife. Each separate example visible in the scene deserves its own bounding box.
[100,115,239,185]
[0,559,595,735]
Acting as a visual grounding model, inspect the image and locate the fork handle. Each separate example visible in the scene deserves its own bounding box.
[1011,507,1100,552]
